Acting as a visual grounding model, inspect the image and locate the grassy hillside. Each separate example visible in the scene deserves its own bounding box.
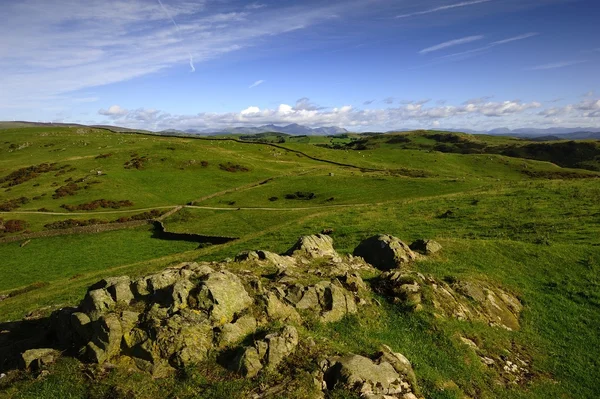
[328,130,600,172]
[1,126,599,398]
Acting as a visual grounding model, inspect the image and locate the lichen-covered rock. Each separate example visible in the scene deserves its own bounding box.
[85,313,123,363]
[20,348,59,371]
[230,347,263,377]
[170,279,195,312]
[195,271,253,325]
[353,235,417,270]
[314,281,357,323]
[409,239,442,255]
[322,350,419,398]
[81,289,115,318]
[229,325,299,377]
[263,325,299,370]
[286,234,341,261]
[378,271,522,330]
[217,315,257,348]
[103,276,134,304]
[263,292,302,324]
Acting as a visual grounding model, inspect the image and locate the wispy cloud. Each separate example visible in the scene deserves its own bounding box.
[0,0,351,109]
[246,3,266,10]
[490,32,539,45]
[157,0,195,72]
[396,0,491,19]
[529,60,586,70]
[249,80,265,89]
[439,32,539,60]
[419,35,484,54]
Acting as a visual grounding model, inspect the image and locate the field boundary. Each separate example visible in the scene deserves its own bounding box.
[0,220,150,243]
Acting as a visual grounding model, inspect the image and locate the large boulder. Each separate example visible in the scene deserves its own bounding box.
[322,350,419,398]
[286,234,341,261]
[353,235,417,270]
[194,271,253,325]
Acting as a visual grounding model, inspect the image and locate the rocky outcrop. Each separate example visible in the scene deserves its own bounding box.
[228,325,299,377]
[377,271,522,330]
[37,236,370,379]
[353,235,417,270]
[320,346,421,398]
[4,233,527,397]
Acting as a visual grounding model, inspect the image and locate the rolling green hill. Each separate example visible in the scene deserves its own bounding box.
[0,126,599,398]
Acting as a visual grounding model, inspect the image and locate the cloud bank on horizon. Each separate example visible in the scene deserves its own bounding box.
[0,0,598,131]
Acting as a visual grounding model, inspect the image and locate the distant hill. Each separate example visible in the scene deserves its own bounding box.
[486,127,600,138]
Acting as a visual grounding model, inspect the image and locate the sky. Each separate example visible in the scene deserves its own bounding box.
[1,0,599,132]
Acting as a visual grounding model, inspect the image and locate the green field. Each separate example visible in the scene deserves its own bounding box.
[1,125,599,398]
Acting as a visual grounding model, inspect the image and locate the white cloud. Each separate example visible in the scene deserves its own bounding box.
[98,105,129,118]
[249,80,265,89]
[241,106,261,115]
[95,97,561,132]
[396,0,491,19]
[529,60,586,70]
[419,35,484,54]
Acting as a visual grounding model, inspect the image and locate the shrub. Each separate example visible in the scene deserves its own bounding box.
[219,162,249,172]
[44,218,109,229]
[61,199,134,211]
[52,183,80,199]
[0,163,60,187]
[3,219,27,233]
[124,155,148,169]
[285,192,316,200]
[0,197,30,211]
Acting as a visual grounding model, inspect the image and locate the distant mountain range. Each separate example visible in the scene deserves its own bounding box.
[1,121,598,140]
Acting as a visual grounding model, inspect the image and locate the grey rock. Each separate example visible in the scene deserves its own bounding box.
[195,271,253,325]
[264,325,299,370]
[323,354,403,395]
[105,277,134,305]
[217,315,257,347]
[231,347,263,377]
[354,235,417,270]
[286,234,341,261]
[409,239,442,255]
[20,348,59,371]
[81,288,115,316]
[263,291,302,324]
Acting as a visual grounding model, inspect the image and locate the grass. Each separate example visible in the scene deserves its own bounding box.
[1,126,599,398]
[0,226,198,293]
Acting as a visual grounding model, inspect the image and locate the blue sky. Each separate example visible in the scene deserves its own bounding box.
[1,0,598,131]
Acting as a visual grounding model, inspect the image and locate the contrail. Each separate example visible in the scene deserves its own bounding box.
[157,0,195,72]
[396,0,491,18]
